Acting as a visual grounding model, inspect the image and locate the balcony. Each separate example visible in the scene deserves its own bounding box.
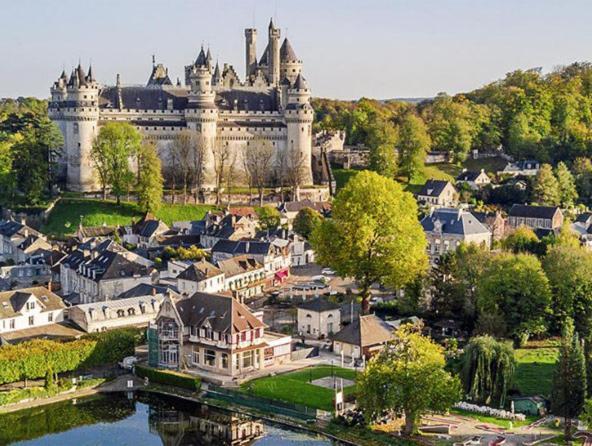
[158,330,179,341]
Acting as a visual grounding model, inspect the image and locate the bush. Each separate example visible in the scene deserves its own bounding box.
[135,365,201,391]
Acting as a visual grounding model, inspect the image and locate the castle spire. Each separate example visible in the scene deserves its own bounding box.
[280,38,297,62]
[195,46,207,67]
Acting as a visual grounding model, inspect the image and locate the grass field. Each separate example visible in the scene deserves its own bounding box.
[42,198,215,237]
[240,365,357,412]
[450,409,537,429]
[514,345,559,397]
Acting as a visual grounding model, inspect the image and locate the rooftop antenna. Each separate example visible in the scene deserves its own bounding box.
[152,54,156,67]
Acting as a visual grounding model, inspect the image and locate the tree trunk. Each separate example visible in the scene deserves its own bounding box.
[259,188,264,207]
[403,410,416,436]
[116,194,121,205]
[183,175,187,204]
[102,187,107,201]
[360,283,371,315]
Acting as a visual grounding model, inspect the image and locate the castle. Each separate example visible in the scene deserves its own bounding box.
[48,19,314,193]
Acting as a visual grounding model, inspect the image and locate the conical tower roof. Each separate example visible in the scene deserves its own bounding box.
[195,46,207,67]
[293,73,308,90]
[280,38,298,62]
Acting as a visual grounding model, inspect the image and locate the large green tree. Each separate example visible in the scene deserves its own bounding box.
[460,336,516,408]
[137,142,163,213]
[555,162,578,207]
[532,163,561,206]
[91,122,141,204]
[357,324,461,435]
[292,207,322,239]
[551,319,586,439]
[476,253,552,343]
[312,171,428,313]
[397,113,430,182]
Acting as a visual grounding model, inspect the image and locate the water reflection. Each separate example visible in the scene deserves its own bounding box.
[1,392,336,446]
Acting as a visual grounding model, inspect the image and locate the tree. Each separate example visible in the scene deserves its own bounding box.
[543,244,592,337]
[137,142,163,213]
[293,207,322,239]
[460,336,515,408]
[243,138,274,206]
[285,149,308,201]
[191,134,206,203]
[225,151,239,205]
[367,117,398,179]
[357,324,461,435]
[311,171,428,314]
[476,253,551,343]
[397,113,430,182]
[573,157,592,204]
[501,226,541,254]
[532,163,561,206]
[551,319,586,439]
[256,205,281,231]
[169,131,193,203]
[212,142,231,206]
[555,162,578,207]
[91,122,141,204]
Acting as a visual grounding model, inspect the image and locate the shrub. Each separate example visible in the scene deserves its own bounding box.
[135,365,201,391]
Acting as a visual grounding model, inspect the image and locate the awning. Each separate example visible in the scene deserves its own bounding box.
[274,269,289,281]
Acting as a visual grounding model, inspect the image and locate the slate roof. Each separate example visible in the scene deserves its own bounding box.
[456,170,487,182]
[421,208,491,236]
[418,179,453,197]
[509,204,560,219]
[297,297,340,313]
[293,73,308,90]
[116,283,178,299]
[333,314,393,347]
[280,38,298,62]
[175,292,265,334]
[178,259,223,282]
[575,212,592,224]
[82,250,150,281]
[278,200,331,214]
[212,240,272,256]
[216,255,263,278]
[0,286,65,319]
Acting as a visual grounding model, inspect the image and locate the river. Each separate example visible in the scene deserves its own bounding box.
[0,392,340,445]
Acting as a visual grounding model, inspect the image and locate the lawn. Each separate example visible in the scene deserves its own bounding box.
[42,198,215,237]
[514,345,558,397]
[450,408,537,429]
[240,365,357,412]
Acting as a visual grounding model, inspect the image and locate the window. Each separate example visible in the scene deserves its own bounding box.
[73,123,79,134]
[9,319,15,329]
[221,353,229,369]
[48,312,53,322]
[192,349,200,365]
[128,308,135,316]
[205,349,216,367]
[242,351,253,368]
[117,309,125,318]
[28,316,34,326]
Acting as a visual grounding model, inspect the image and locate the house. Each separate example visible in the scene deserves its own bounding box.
[211,240,290,278]
[456,169,491,190]
[151,292,292,377]
[257,229,315,267]
[473,211,507,241]
[511,396,547,416]
[421,208,492,264]
[332,314,394,360]
[116,283,178,299]
[508,205,563,231]
[0,263,51,288]
[572,213,592,249]
[198,211,259,249]
[69,293,165,333]
[0,286,66,335]
[60,239,154,304]
[500,160,540,176]
[0,220,52,264]
[76,224,119,242]
[277,200,331,227]
[216,255,266,303]
[121,213,170,248]
[177,259,225,296]
[416,180,458,208]
[297,297,341,338]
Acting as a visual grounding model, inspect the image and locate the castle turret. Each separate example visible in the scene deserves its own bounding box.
[280,38,303,85]
[49,63,100,191]
[186,54,217,188]
[245,28,258,80]
[284,73,314,186]
[267,18,281,86]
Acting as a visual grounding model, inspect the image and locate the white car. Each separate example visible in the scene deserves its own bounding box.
[119,356,138,370]
[321,268,335,275]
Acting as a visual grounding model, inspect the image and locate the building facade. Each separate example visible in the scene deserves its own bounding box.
[48,20,314,193]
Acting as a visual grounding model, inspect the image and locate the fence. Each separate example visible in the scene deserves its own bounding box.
[205,385,318,422]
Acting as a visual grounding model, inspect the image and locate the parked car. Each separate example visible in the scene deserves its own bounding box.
[119,356,138,370]
[321,268,335,275]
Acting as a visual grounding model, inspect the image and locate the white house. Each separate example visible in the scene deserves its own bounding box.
[297,297,341,338]
[333,314,394,360]
[0,286,66,335]
[217,255,266,303]
[0,220,52,264]
[416,180,458,208]
[456,169,491,190]
[176,259,225,296]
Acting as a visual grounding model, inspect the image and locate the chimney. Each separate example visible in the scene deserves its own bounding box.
[47,281,52,292]
[152,287,156,296]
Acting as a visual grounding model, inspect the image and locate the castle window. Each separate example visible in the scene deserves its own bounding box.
[73,123,79,134]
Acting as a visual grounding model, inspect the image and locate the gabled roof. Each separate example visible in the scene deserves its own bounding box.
[421,208,491,236]
[178,259,223,282]
[216,255,263,278]
[418,179,454,198]
[116,283,178,300]
[297,297,340,313]
[212,239,272,256]
[175,292,265,334]
[456,170,488,182]
[333,314,393,347]
[509,204,560,219]
[0,286,65,319]
[278,199,331,214]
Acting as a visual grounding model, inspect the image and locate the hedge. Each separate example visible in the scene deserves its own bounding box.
[0,327,143,385]
[135,365,201,391]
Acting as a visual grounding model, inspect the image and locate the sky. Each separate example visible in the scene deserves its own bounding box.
[1,0,592,100]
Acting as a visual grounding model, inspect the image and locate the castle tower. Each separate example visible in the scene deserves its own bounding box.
[186,56,218,189]
[280,38,303,85]
[48,63,100,191]
[245,28,257,80]
[284,73,314,186]
[267,18,281,86]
